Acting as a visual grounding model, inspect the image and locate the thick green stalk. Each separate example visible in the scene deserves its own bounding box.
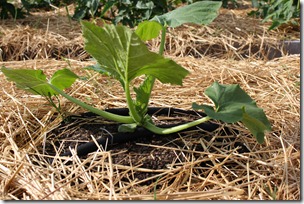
[143,116,212,135]
[124,80,142,124]
[141,25,213,135]
[49,84,135,124]
[158,25,167,56]
[129,25,168,121]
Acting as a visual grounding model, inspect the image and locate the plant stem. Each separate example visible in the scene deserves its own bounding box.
[45,95,64,118]
[49,84,135,124]
[158,25,167,56]
[65,5,72,26]
[123,26,171,124]
[143,116,212,135]
[124,80,142,124]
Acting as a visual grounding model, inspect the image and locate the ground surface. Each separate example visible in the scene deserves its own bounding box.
[43,108,249,185]
[0,1,300,200]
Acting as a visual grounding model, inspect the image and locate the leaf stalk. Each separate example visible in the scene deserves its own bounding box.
[143,116,212,135]
[49,84,135,124]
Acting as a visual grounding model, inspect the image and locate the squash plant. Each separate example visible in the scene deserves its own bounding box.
[1,1,271,144]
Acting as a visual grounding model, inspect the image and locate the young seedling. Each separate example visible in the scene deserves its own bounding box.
[1,1,271,144]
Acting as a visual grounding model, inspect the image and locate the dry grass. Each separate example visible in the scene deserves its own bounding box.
[0,54,300,200]
[0,6,85,61]
[152,9,300,60]
[0,3,299,61]
[0,1,300,200]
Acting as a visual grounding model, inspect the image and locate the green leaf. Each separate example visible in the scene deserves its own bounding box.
[151,1,222,28]
[73,7,88,20]
[194,81,271,143]
[242,108,270,144]
[100,0,116,17]
[196,104,244,123]
[85,63,109,75]
[1,67,78,97]
[81,21,189,85]
[1,67,54,96]
[135,20,163,41]
[268,21,282,30]
[50,69,79,91]
[192,102,204,110]
[136,1,154,10]
[202,82,255,123]
[88,0,100,17]
[133,75,154,116]
[118,123,137,133]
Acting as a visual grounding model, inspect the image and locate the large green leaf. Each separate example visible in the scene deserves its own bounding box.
[81,21,189,85]
[201,81,255,123]
[1,67,78,96]
[151,1,222,28]
[193,81,271,143]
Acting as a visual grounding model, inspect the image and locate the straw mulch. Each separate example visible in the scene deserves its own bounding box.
[0,2,300,200]
[0,3,300,61]
[0,7,85,61]
[0,54,300,200]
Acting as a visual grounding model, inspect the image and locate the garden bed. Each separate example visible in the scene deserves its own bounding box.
[0,2,300,201]
[0,55,300,200]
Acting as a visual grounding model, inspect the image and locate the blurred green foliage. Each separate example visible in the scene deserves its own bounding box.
[1,0,300,30]
[72,0,198,27]
[0,0,24,19]
[249,0,300,30]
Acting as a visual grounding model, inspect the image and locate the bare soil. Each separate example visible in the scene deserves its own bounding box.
[42,109,249,185]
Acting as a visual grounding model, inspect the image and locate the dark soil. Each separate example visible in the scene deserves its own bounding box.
[41,107,250,185]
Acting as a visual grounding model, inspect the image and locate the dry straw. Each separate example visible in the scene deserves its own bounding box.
[0,3,300,200]
[0,4,299,61]
[0,54,299,200]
